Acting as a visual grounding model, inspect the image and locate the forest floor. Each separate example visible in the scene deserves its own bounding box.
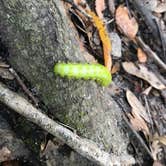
[0,0,166,166]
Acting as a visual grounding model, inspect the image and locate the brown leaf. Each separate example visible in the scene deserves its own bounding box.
[111,62,120,74]
[150,134,166,162]
[115,5,138,39]
[153,161,164,166]
[153,135,166,146]
[151,139,161,160]
[137,47,147,63]
[0,62,9,68]
[122,62,166,90]
[154,2,166,13]
[95,0,105,19]
[142,86,152,96]
[0,147,11,162]
[126,90,151,123]
[127,112,150,137]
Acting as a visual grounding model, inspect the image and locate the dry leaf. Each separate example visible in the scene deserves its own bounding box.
[122,62,166,90]
[127,112,150,137]
[126,90,151,123]
[0,147,11,162]
[0,62,10,68]
[154,2,166,13]
[153,161,164,166]
[115,5,138,39]
[142,86,152,95]
[153,135,166,146]
[126,90,150,137]
[95,0,105,19]
[111,62,120,74]
[151,138,162,160]
[137,47,147,63]
[150,133,166,161]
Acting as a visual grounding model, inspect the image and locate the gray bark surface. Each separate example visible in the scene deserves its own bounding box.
[0,0,131,161]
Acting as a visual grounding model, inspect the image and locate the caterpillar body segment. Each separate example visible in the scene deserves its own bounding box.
[54,63,112,86]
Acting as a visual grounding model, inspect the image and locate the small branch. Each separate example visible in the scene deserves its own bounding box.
[122,114,153,159]
[136,36,166,71]
[0,82,135,166]
[115,98,153,159]
[9,68,39,106]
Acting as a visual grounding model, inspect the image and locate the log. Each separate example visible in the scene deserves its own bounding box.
[0,0,133,163]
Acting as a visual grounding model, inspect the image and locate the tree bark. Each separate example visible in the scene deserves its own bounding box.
[0,0,131,161]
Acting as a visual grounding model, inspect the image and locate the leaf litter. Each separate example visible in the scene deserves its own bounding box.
[63,1,166,164]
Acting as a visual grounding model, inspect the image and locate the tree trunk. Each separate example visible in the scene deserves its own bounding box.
[0,0,131,161]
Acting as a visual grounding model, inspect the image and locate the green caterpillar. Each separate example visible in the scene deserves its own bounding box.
[54,63,112,86]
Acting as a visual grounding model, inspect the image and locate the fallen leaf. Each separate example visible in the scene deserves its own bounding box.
[142,86,152,95]
[154,2,166,13]
[126,90,151,123]
[153,135,166,146]
[122,62,166,90]
[0,147,11,162]
[126,90,150,137]
[150,133,166,162]
[0,62,9,68]
[115,5,138,39]
[137,47,147,63]
[153,161,164,166]
[111,62,120,74]
[95,0,105,19]
[151,137,162,160]
[127,112,150,137]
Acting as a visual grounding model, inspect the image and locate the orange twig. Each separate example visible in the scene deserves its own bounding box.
[87,10,112,71]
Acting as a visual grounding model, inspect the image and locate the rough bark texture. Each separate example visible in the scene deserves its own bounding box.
[0,0,131,161]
